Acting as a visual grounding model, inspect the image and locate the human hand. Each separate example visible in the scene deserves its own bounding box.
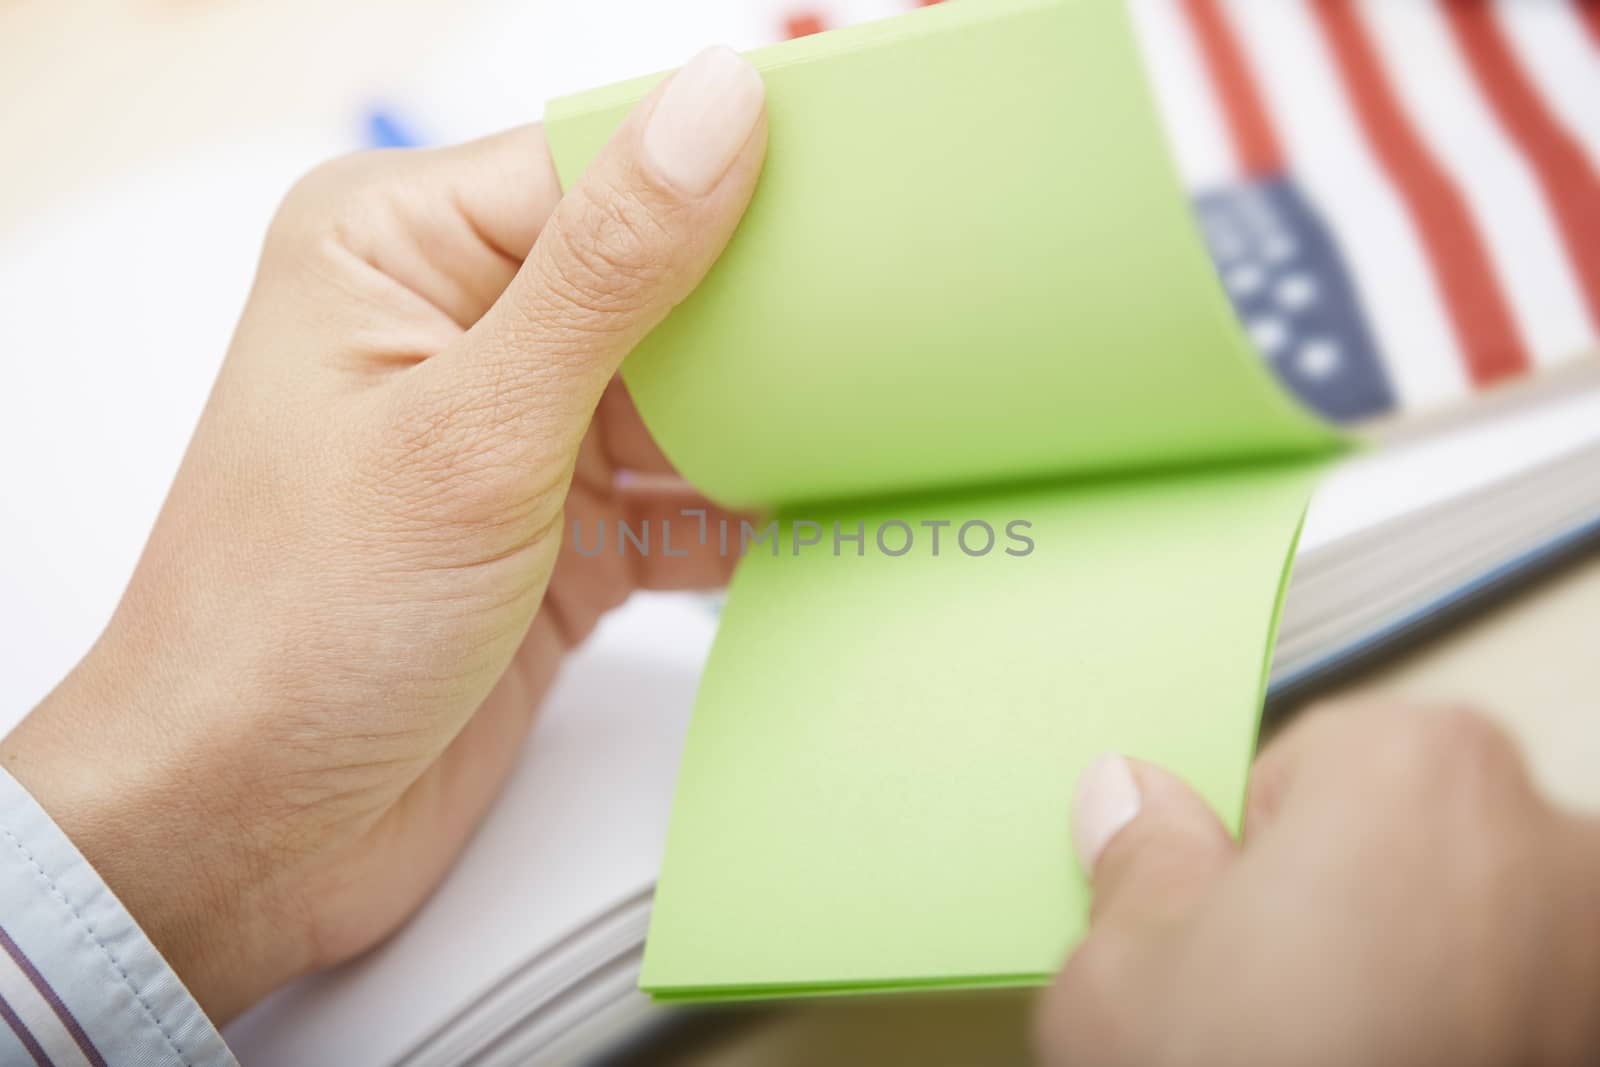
[0,47,766,1022]
[1038,702,1600,1066]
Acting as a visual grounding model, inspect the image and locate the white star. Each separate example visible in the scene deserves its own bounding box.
[1249,316,1289,355]
[1298,338,1342,380]
[1276,273,1318,311]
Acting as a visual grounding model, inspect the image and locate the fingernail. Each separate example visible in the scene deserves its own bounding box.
[1071,753,1142,873]
[643,46,765,196]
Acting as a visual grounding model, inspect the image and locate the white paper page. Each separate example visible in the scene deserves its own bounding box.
[1300,385,1600,557]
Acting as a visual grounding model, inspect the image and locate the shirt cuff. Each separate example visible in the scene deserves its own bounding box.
[0,768,236,1067]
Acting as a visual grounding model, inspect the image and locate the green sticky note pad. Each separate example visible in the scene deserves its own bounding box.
[641,467,1319,999]
[545,0,1342,1000]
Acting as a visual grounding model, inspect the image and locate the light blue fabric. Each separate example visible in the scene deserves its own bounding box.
[0,769,236,1067]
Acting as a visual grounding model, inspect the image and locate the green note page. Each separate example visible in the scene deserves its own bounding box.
[646,467,1319,999]
[544,0,1343,999]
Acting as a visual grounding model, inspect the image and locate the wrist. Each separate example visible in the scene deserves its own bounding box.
[1,638,311,1023]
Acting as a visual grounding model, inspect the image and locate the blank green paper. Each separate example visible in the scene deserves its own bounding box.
[545,0,1344,1000]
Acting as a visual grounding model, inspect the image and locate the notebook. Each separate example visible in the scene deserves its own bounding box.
[222,365,1600,1067]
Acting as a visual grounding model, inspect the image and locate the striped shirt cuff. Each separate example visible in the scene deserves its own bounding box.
[0,769,236,1067]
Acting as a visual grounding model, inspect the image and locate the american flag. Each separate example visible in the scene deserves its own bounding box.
[776,0,1600,424]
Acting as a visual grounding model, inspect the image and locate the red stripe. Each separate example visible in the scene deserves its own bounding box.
[1311,0,1530,385]
[1578,0,1600,52]
[1447,0,1600,333]
[784,12,828,39]
[1179,0,1284,176]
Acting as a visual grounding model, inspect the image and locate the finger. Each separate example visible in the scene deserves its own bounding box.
[426,45,768,465]
[389,125,564,325]
[555,495,747,605]
[622,495,749,590]
[272,126,563,330]
[1244,699,1509,839]
[597,378,686,476]
[1073,754,1236,933]
[1042,756,1236,1066]
[1244,696,1402,837]
[1246,704,1337,839]
[433,124,565,266]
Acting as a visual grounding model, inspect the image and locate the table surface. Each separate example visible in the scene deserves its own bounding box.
[4,3,1597,1063]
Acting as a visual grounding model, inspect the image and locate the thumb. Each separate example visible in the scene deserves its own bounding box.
[441,45,767,449]
[1072,754,1236,933]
